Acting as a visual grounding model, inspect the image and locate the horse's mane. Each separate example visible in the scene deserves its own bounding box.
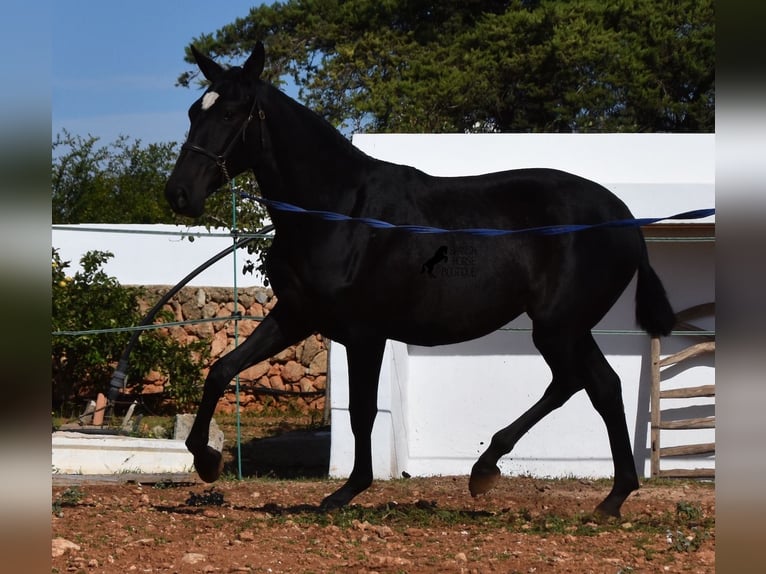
[259,81,369,163]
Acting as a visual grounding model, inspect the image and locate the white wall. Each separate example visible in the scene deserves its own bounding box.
[52,224,266,287]
[329,134,715,481]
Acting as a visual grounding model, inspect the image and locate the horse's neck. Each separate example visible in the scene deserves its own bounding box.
[255,87,368,209]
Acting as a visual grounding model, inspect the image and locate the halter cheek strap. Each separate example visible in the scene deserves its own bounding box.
[181,96,266,184]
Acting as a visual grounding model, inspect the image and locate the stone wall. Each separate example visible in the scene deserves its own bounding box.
[135,286,327,415]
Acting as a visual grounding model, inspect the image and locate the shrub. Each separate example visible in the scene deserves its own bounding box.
[52,248,208,414]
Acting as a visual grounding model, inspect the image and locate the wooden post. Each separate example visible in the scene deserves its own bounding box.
[650,337,661,478]
[92,393,107,427]
[649,303,715,480]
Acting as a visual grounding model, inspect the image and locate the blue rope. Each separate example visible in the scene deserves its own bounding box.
[240,192,714,236]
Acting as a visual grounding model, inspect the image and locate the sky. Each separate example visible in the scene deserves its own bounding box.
[52,1,276,146]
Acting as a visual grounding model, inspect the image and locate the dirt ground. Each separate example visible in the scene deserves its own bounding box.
[52,472,714,573]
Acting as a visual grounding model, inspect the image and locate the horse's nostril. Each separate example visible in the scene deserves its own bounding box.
[165,185,203,217]
[170,187,188,211]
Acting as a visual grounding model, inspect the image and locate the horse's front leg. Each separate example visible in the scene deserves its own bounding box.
[186,308,311,482]
[321,338,386,510]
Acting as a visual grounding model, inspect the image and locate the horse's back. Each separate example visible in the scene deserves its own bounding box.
[304,164,646,344]
[417,166,633,223]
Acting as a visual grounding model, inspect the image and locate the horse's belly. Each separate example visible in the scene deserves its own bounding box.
[378,287,526,346]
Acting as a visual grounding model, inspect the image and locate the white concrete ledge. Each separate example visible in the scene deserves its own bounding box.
[52,431,194,475]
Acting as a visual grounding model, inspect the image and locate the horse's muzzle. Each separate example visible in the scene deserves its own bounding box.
[165,185,204,218]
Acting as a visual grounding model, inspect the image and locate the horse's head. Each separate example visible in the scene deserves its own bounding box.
[165,43,266,217]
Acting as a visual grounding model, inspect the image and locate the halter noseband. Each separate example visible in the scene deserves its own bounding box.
[181,95,266,183]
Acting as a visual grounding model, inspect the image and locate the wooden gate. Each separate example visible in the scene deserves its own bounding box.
[650,302,715,479]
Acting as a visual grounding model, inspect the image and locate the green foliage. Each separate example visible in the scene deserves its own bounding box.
[51,130,272,274]
[52,248,140,405]
[51,248,209,412]
[52,486,84,515]
[52,130,182,224]
[675,500,703,524]
[191,172,274,282]
[181,0,714,133]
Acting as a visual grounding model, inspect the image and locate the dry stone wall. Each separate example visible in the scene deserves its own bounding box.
[135,286,327,415]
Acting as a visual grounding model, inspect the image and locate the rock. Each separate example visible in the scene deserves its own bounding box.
[300,335,324,367]
[269,375,285,391]
[171,300,184,322]
[236,392,252,406]
[182,298,203,320]
[52,537,80,557]
[120,400,138,432]
[195,288,206,307]
[168,325,187,342]
[143,369,163,383]
[201,301,219,319]
[241,360,270,382]
[299,378,315,393]
[224,303,247,335]
[372,555,413,567]
[182,552,206,565]
[282,360,305,383]
[237,291,254,309]
[273,347,296,362]
[80,400,96,425]
[189,318,214,338]
[211,329,229,357]
[308,350,328,376]
[174,414,225,451]
[237,319,257,337]
[248,302,264,318]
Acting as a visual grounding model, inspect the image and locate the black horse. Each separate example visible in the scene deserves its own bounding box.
[165,43,674,518]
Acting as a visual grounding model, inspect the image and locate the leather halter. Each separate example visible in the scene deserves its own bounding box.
[180,95,266,183]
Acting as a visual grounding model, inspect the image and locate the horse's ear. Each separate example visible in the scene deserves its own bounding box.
[190,45,224,84]
[243,41,265,80]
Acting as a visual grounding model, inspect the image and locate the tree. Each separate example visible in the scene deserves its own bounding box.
[52,248,210,412]
[52,129,273,277]
[178,0,714,133]
[52,130,182,224]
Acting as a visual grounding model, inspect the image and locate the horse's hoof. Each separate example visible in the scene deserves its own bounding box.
[319,479,370,510]
[593,500,621,520]
[469,463,501,497]
[319,494,345,511]
[193,446,224,483]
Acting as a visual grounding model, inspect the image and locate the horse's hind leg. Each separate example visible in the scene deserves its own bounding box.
[469,328,582,497]
[186,306,311,483]
[579,333,640,517]
[469,329,639,518]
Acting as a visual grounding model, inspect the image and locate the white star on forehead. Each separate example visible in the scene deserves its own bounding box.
[201,91,220,111]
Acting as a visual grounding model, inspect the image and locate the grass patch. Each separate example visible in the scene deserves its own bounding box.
[240,492,713,556]
[52,486,85,515]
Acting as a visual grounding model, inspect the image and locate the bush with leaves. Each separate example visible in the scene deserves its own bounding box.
[52,131,274,278]
[52,248,209,414]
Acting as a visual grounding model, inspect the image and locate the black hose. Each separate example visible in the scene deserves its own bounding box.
[107,226,274,404]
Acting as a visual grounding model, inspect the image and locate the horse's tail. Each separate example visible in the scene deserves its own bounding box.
[635,244,675,337]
